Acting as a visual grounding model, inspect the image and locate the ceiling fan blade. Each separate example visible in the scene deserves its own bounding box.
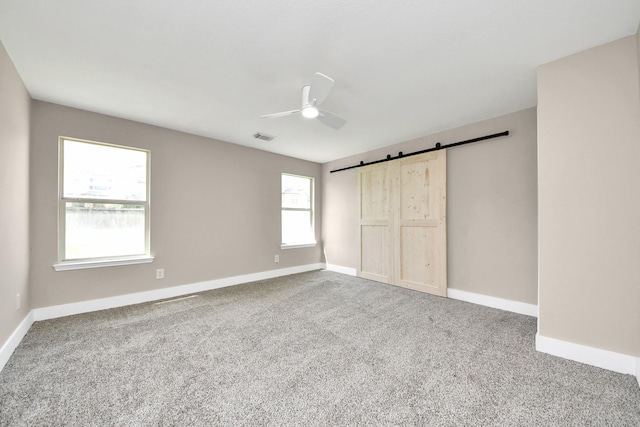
[308,72,334,106]
[260,109,300,118]
[317,110,346,129]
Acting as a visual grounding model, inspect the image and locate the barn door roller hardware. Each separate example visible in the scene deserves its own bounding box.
[329,130,510,173]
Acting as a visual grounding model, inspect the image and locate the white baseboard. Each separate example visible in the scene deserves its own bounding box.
[536,334,638,376]
[447,288,538,317]
[33,263,324,321]
[324,264,357,276]
[321,271,539,318]
[0,311,34,373]
[637,358,640,388]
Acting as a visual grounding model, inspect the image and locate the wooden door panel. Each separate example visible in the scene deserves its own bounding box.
[399,160,431,220]
[398,225,444,295]
[360,167,389,220]
[360,224,391,282]
[398,153,442,220]
[399,225,429,285]
[394,151,447,296]
[357,163,392,284]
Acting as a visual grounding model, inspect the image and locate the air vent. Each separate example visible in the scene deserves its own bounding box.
[253,132,275,141]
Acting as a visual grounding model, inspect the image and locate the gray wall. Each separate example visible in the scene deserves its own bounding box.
[537,34,640,357]
[0,42,31,345]
[322,108,538,305]
[29,101,322,308]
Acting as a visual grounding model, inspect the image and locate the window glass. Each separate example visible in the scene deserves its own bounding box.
[63,139,147,201]
[281,210,312,245]
[282,174,311,209]
[59,138,150,262]
[64,202,146,259]
[281,174,314,246]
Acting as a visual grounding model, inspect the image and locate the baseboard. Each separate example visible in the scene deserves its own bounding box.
[321,273,539,318]
[32,263,324,321]
[324,264,357,276]
[536,333,638,376]
[447,288,538,317]
[636,358,640,388]
[0,311,34,373]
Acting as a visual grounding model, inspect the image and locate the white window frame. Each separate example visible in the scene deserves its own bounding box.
[281,173,316,249]
[54,137,153,271]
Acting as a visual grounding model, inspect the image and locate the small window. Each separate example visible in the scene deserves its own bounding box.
[281,173,315,247]
[58,137,150,263]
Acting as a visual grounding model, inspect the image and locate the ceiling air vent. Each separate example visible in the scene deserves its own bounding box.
[253,132,275,141]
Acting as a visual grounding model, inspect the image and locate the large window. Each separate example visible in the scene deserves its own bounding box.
[281,173,315,247]
[56,137,150,268]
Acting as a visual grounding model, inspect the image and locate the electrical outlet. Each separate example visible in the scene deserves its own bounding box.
[274,255,279,263]
[16,293,20,311]
[156,268,165,279]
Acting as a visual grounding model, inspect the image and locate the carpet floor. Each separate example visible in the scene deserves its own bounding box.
[1,270,639,426]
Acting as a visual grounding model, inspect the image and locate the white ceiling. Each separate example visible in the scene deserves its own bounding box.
[1,1,639,163]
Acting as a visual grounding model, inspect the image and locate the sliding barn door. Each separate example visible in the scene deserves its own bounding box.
[393,151,447,296]
[357,151,447,297]
[356,162,392,284]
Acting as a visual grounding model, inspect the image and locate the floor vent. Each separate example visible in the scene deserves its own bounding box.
[154,295,199,305]
[253,132,275,141]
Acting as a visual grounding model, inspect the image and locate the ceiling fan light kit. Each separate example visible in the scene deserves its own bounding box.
[301,105,319,118]
[261,72,346,129]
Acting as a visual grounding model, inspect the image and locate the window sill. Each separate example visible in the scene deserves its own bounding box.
[53,256,155,271]
[281,242,317,250]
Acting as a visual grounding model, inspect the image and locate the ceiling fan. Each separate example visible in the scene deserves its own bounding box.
[261,72,347,129]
